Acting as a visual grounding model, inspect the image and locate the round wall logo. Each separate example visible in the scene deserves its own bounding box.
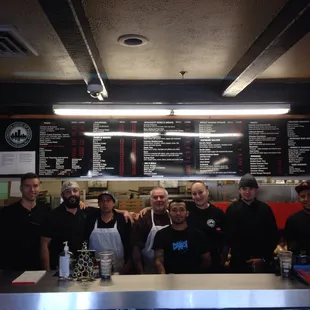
[206,219,216,228]
[5,122,32,148]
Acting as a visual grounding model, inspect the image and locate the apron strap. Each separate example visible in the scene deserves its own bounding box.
[94,219,98,228]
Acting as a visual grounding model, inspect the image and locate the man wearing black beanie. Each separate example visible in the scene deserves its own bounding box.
[226,173,278,273]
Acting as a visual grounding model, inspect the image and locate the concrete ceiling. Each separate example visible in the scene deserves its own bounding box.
[0,0,309,96]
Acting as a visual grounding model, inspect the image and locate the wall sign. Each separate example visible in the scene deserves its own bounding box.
[1,118,310,178]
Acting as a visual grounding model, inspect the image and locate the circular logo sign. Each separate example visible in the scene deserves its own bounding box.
[207,219,216,228]
[5,122,32,148]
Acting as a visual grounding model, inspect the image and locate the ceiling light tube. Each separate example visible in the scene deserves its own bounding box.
[53,104,290,116]
[173,104,290,116]
[53,104,171,116]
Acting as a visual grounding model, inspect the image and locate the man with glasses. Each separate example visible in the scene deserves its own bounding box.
[285,181,310,256]
[0,172,51,270]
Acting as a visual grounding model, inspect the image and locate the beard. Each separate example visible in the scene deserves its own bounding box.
[63,195,80,209]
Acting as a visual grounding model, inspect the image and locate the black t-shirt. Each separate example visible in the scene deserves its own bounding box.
[84,209,132,261]
[186,201,226,262]
[226,199,278,266]
[0,201,51,270]
[41,204,91,269]
[152,225,210,274]
[285,210,310,255]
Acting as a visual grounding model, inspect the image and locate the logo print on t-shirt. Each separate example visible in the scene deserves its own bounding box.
[207,219,216,228]
[173,240,188,251]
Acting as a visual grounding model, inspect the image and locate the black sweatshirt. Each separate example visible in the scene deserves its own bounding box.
[226,199,278,269]
[285,210,310,255]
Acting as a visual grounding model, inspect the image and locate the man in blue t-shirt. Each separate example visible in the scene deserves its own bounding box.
[153,199,211,274]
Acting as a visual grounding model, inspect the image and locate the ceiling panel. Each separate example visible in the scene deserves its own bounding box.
[0,0,81,80]
[260,32,310,79]
[84,0,288,79]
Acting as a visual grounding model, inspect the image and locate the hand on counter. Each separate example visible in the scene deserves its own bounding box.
[246,258,263,265]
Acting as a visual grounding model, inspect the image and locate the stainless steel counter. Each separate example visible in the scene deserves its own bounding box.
[0,271,309,310]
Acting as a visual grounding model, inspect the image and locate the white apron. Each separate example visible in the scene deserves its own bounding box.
[141,210,171,273]
[89,220,124,273]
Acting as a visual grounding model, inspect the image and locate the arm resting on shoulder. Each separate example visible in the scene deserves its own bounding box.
[154,249,166,274]
[41,237,52,270]
[114,209,134,224]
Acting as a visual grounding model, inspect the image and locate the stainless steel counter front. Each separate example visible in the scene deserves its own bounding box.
[0,271,309,310]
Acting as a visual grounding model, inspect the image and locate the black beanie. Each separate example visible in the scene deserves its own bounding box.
[239,173,259,189]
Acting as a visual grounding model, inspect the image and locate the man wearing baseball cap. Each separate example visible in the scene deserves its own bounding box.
[226,173,278,273]
[285,181,310,256]
[41,181,89,270]
[85,191,132,274]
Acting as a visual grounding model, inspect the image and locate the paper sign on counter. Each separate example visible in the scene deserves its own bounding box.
[12,270,46,285]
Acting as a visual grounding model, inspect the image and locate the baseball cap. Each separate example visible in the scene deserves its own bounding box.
[98,190,116,202]
[295,181,310,194]
[239,173,259,189]
[61,181,80,193]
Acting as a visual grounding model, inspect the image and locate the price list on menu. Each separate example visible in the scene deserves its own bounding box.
[196,121,244,175]
[39,121,88,176]
[287,120,310,175]
[247,121,285,176]
[142,120,194,176]
[92,120,124,176]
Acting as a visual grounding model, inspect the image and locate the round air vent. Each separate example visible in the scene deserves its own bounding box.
[118,34,149,47]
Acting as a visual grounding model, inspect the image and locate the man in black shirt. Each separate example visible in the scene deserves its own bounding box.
[187,181,227,272]
[41,181,92,270]
[153,199,211,274]
[285,181,310,256]
[0,172,50,270]
[226,173,278,273]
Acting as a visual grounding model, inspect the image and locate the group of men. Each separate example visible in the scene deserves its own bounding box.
[0,172,309,274]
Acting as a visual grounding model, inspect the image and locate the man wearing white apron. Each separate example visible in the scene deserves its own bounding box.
[132,187,171,274]
[86,191,131,274]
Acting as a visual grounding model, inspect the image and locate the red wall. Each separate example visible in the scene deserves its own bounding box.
[213,202,303,230]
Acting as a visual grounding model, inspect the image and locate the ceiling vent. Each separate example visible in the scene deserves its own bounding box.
[0,25,38,58]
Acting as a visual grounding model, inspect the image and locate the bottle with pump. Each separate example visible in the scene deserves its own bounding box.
[59,241,72,279]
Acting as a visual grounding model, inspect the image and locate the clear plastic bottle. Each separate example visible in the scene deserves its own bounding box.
[59,241,72,279]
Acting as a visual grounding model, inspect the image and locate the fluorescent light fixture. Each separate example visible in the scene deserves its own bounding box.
[53,104,171,116]
[53,104,290,116]
[173,104,290,116]
[165,132,242,138]
[84,132,160,137]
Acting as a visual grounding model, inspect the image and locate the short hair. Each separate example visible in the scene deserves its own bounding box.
[20,172,39,185]
[169,199,187,209]
[190,181,208,190]
[150,186,168,198]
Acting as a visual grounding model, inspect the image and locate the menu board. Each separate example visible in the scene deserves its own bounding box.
[141,120,194,176]
[39,120,90,176]
[246,120,287,176]
[287,120,310,175]
[1,118,310,178]
[196,120,245,175]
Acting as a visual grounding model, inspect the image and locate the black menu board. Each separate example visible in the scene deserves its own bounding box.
[196,120,245,175]
[287,120,310,175]
[141,120,195,176]
[39,120,90,176]
[246,120,287,176]
[2,117,310,178]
